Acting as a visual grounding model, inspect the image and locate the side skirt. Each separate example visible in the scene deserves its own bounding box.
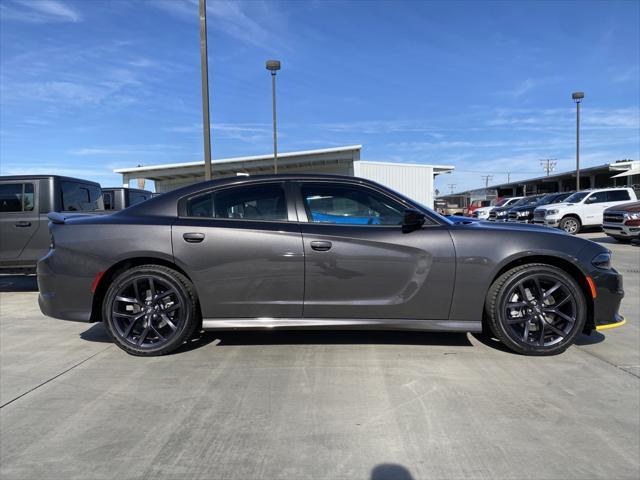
[201,318,482,333]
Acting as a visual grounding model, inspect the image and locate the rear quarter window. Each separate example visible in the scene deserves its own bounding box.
[61,181,104,211]
[607,190,631,202]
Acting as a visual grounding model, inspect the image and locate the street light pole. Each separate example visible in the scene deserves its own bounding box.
[199,0,212,181]
[572,92,584,191]
[266,60,281,174]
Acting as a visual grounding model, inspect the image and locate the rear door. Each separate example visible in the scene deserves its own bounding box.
[172,181,304,319]
[294,180,455,320]
[0,182,39,261]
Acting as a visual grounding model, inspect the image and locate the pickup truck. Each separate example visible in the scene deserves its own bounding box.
[473,197,522,220]
[0,175,104,271]
[602,201,640,242]
[533,187,638,234]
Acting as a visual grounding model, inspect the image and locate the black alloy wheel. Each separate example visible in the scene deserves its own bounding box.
[486,263,586,355]
[103,265,199,356]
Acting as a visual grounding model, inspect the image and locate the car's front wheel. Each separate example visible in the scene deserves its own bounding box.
[485,263,587,355]
[559,216,581,234]
[103,265,200,356]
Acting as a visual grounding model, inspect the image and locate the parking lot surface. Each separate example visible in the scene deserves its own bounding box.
[1,232,638,480]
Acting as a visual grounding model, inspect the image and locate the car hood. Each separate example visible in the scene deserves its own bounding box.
[509,205,536,213]
[474,206,494,213]
[453,219,567,234]
[535,201,576,211]
[605,201,640,213]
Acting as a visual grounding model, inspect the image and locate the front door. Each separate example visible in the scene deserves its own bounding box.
[294,181,456,320]
[172,181,304,319]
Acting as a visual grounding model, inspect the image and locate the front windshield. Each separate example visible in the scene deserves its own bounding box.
[495,198,510,207]
[522,196,543,206]
[564,192,589,203]
[535,194,554,205]
[509,197,530,207]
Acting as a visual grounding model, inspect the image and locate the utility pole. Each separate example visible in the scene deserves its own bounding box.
[266,60,281,174]
[199,0,212,181]
[481,175,493,189]
[572,92,585,190]
[448,184,456,194]
[507,172,511,183]
[540,158,557,176]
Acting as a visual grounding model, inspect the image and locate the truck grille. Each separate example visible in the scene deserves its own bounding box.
[507,212,518,221]
[489,211,497,220]
[533,210,545,220]
[603,212,624,224]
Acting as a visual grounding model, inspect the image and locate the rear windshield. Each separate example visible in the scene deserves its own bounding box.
[61,181,104,211]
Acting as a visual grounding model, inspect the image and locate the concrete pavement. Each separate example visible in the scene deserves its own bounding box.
[1,233,638,480]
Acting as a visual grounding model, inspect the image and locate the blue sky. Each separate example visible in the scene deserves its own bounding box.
[1,0,638,193]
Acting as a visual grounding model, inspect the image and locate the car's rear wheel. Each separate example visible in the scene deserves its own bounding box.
[559,216,581,234]
[103,265,200,356]
[485,263,586,355]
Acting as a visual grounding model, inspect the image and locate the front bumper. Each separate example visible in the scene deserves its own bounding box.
[603,223,640,239]
[591,268,625,331]
[533,217,560,227]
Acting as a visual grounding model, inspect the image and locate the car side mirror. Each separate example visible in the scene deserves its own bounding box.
[402,209,425,232]
[584,197,594,204]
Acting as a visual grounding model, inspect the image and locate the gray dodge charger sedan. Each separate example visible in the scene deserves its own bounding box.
[38,174,625,356]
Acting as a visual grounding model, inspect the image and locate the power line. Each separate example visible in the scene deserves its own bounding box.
[540,159,557,176]
[447,183,456,194]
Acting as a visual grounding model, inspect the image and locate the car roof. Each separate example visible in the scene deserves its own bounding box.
[0,174,101,186]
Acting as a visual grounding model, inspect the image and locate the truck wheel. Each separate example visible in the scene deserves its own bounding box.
[559,216,581,234]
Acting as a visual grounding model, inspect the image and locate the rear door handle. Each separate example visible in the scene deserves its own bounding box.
[310,240,332,251]
[14,221,31,227]
[183,232,205,243]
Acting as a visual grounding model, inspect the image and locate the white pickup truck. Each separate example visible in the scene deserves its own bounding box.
[533,187,638,234]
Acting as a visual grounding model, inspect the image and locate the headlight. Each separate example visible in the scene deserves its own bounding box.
[627,212,640,220]
[545,209,559,216]
[592,252,611,270]
[517,211,529,217]
[497,211,506,216]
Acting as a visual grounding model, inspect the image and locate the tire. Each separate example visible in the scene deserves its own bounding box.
[485,263,586,356]
[102,264,200,356]
[559,216,581,234]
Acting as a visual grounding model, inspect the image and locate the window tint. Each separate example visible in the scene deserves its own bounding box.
[61,181,104,211]
[301,183,405,225]
[128,191,150,206]
[586,191,608,204]
[607,190,630,202]
[186,183,287,221]
[565,192,589,203]
[0,183,34,212]
[103,192,113,210]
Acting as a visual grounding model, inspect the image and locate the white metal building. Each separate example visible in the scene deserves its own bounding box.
[114,145,454,208]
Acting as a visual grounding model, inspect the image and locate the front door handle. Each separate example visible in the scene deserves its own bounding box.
[310,240,332,251]
[15,221,31,227]
[183,232,205,243]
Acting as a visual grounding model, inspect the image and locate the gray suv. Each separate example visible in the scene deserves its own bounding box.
[0,175,104,271]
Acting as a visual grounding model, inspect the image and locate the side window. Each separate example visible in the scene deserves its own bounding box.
[128,191,149,206]
[0,183,34,212]
[607,190,630,202]
[301,183,405,225]
[586,191,608,204]
[186,183,287,221]
[103,192,113,210]
[61,182,103,211]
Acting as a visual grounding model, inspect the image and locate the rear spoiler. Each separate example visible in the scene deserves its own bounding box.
[47,212,100,224]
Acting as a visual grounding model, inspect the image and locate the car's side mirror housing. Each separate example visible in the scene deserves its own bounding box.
[402,209,426,232]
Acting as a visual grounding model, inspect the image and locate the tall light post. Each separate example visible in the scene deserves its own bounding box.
[199,0,212,181]
[266,59,281,174]
[572,92,584,190]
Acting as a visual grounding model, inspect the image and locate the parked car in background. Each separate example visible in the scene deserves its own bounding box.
[602,201,640,243]
[103,187,153,211]
[473,197,522,220]
[0,175,104,271]
[533,187,637,234]
[488,196,533,222]
[507,192,574,223]
[466,199,492,216]
[38,174,624,357]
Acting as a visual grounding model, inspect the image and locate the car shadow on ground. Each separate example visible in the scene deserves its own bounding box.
[191,329,473,348]
[0,275,38,292]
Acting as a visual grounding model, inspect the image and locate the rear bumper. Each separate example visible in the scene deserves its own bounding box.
[591,268,625,331]
[37,249,95,322]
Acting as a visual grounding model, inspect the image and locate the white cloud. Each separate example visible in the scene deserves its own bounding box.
[1,0,82,23]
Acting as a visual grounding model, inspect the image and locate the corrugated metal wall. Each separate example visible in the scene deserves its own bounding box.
[354,161,434,208]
